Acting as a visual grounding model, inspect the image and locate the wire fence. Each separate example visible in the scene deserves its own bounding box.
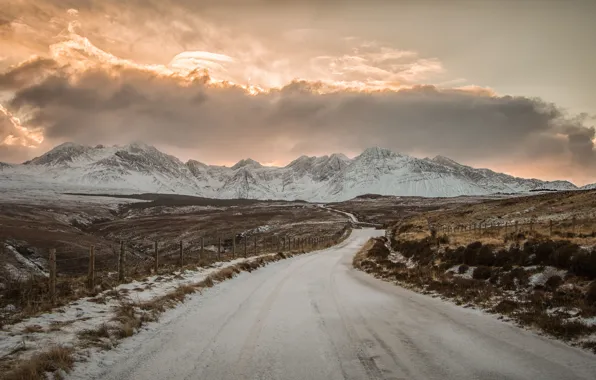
[0,224,352,311]
[432,214,596,240]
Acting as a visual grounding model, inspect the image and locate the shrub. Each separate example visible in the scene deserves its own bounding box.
[393,239,433,265]
[473,266,492,280]
[535,242,556,264]
[570,249,596,279]
[477,246,496,266]
[458,264,469,274]
[463,242,482,265]
[586,281,596,305]
[493,299,518,314]
[545,275,563,291]
[438,234,450,244]
[367,239,390,259]
[494,249,513,267]
[444,246,465,265]
[552,243,578,268]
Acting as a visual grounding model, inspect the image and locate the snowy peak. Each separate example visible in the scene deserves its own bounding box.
[24,142,91,166]
[357,146,398,160]
[329,153,350,163]
[231,158,263,170]
[431,155,464,168]
[581,183,596,190]
[3,142,588,201]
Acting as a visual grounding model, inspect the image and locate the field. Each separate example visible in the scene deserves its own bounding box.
[329,193,511,226]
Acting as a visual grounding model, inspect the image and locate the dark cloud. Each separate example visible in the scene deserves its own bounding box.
[0,57,58,90]
[2,61,595,175]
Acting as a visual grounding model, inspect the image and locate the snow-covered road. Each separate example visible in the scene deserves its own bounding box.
[70,229,596,380]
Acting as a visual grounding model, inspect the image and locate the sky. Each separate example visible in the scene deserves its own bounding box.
[1,0,595,185]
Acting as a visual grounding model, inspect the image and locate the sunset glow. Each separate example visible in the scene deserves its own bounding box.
[1,1,595,185]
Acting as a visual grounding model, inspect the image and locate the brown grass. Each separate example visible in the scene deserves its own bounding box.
[3,346,74,380]
[77,323,110,342]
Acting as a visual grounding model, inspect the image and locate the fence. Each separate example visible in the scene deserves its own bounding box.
[1,225,351,307]
[432,214,596,240]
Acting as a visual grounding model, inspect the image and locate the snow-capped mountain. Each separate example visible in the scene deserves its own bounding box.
[582,183,596,190]
[0,142,582,201]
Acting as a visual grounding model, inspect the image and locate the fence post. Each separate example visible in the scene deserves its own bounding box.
[88,245,95,290]
[179,241,184,267]
[283,237,286,251]
[200,237,204,261]
[289,236,292,252]
[118,241,125,283]
[549,220,553,237]
[254,235,257,256]
[244,237,248,258]
[49,248,56,305]
[232,235,236,259]
[277,237,281,252]
[218,237,222,261]
[154,240,159,273]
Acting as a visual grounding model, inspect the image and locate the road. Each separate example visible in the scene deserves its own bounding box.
[73,229,596,380]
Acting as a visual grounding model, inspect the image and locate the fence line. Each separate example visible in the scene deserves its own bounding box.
[431,214,596,240]
[1,225,351,306]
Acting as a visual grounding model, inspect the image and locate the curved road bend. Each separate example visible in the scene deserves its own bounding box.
[72,229,596,380]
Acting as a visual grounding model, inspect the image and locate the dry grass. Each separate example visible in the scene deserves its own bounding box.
[390,190,596,250]
[3,346,74,380]
[77,323,110,342]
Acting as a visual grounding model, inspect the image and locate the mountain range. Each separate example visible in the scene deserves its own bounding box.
[0,142,593,202]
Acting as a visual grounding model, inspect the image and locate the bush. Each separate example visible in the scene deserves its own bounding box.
[570,249,596,279]
[494,249,513,267]
[552,243,578,268]
[393,239,434,265]
[493,299,518,314]
[444,246,465,265]
[545,275,563,291]
[463,242,482,265]
[458,264,469,274]
[535,242,556,264]
[367,239,390,259]
[477,246,496,266]
[473,266,492,280]
[586,281,596,305]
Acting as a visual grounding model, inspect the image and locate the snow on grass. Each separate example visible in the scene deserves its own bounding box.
[529,266,567,287]
[446,264,475,279]
[0,253,279,364]
[388,251,417,269]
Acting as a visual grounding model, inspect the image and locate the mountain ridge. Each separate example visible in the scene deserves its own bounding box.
[0,142,581,201]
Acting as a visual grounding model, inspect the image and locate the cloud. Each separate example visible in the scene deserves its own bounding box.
[0,56,58,89]
[0,0,595,186]
[2,59,595,182]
